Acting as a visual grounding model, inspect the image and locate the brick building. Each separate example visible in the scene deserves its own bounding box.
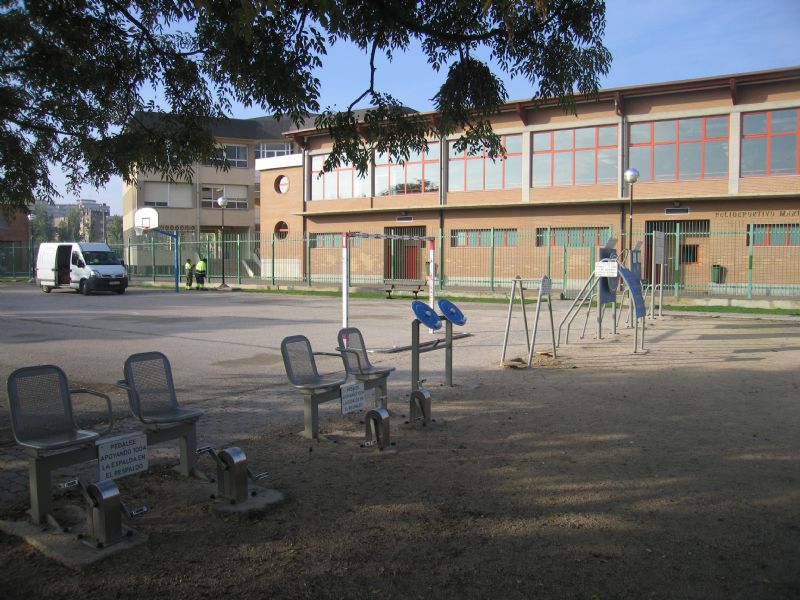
[257,66,800,296]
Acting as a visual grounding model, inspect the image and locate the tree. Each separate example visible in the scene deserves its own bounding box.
[107,215,123,246]
[29,203,54,244]
[56,206,83,242]
[0,0,611,213]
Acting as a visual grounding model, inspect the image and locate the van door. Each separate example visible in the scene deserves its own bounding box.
[70,249,85,288]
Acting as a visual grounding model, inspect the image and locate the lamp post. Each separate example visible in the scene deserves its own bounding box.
[216,195,230,290]
[27,213,35,281]
[624,168,640,263]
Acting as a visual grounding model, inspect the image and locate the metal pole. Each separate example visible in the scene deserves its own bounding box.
[500,277,519,364]
[527,287,544,367]
[490,227,495,290]
[173,232,180,292]
[628,184,634,261]
[151,235,155,283]
[445,319,453,387]
[411,320,420,392]
[747,222,754,300]
[271,233,276,286]
[674,223,681,300]
[659,263,665,316]
[428,238,435,311]
[342,232,349,329]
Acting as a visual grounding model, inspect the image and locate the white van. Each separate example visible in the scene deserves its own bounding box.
[36,242,128,295]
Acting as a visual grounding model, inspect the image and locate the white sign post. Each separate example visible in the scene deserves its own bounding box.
[594,261,619,278]
[340,382,365,415]
[97,432,148,481]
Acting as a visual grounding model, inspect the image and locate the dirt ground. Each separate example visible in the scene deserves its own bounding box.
[0,285,798,599]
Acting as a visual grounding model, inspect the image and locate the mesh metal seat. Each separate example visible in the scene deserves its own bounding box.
[119,352,202,425]
[337,328,394,409]
[7,365,113,451]
[281,335,347,439]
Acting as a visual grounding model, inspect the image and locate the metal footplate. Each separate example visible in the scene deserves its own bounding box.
[196,446,269,505]
[62,478,148,549]
[362,407,392,450]
[408,388,433,426]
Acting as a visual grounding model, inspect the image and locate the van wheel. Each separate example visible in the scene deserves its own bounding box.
[41,285,51,293]
[80,281,91,296]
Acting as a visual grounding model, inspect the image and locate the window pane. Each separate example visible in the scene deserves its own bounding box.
[553,130,573,150]
[575,150,595,184]
[630,123,651,144]
[375,165,389,195]
[771,224,787,245]
[575,128,595,148]
[312,155,324,170]
[654,144,676,180]
[504,155,521,188]
[553,152,573,185]
[504,134,522,153]
[629,146,651,181]
[466,158,483,191]
[468,231,479,246]
[770,134,797,174]
[425,165,440,192]
[568,228,581,246]
[485,158,502,189]
[654,121,676,142]
[706,116,728,139]
[679,118,702,141]
[752,225,767,245]
[743,113,767,135]
[390,163,404,194]
[790,224,800,246]
[741,137,767,176]
[408,148,422,162]
[704,140,729,178]
[598,126,617,146]
[338,170,353,198]
[771,109,797,133]
[597,148,617,183]
[554,228,568,245]
[479,230,491,246]
[679,142,702,180]
[406,162,423,193]
[354,173,368,198]
[448,140,461,158]
[449,160,464,191]
[533,132,551,151]
[324,171,337,199]
[375,150,389,165]
[532,154,551,187]
[583,228,598,247]
[426,142,440,160]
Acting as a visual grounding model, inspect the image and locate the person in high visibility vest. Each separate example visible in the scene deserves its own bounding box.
[194,257,207,290]
[184,258,194,290]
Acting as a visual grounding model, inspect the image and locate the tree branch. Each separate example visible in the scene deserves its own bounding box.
[347,32,381,113]
[371,0,505,44]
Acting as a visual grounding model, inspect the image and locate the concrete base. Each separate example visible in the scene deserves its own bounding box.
[212,486,284,517]
[401,417,446,429]
[0,510,147,570]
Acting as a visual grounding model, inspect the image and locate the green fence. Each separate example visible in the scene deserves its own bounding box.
[3,227,800,299]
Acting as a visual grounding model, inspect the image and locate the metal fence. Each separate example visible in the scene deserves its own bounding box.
[3,226,800,300]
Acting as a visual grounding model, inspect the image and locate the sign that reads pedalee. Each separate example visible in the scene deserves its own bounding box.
[341,382,365,415]
[97,432,148,481]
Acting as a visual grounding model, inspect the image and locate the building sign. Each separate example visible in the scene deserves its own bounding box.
[97,432,148,481]
[158,224,196,233]
[341,382,365,415]
[715,210,800,218]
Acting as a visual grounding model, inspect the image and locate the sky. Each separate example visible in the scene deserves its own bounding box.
[54,0,800,215]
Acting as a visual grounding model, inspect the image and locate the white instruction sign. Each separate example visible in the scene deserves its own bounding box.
[540,276,552,296]
[653,231,666,264]
[594,261,619,278]
[340,382,365,415]
[97,432,148,481]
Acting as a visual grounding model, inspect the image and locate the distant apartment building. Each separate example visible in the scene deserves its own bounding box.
[122,116,295,242]
[47,199,111,242]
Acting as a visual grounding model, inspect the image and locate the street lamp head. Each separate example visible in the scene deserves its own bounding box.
[216,196,227,208]
[624,168,640,184]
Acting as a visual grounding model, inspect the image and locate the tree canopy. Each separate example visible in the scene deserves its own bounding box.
[0,0,611,213]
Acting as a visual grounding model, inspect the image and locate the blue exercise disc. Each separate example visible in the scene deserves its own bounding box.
[437,298,467,326]
[411,300,442,330]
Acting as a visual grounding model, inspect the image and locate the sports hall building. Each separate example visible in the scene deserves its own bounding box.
[257,66,800,297]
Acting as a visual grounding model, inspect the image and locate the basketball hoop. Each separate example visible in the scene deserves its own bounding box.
[134,207,158,238]
[134,226,146,236]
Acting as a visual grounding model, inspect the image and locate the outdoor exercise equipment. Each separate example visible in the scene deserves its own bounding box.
[500,275,557,367]
[408,387,433,426]
[361,407,392,450]
[618,265,648,354]
[410,299,467,392]
[196,446,270,505]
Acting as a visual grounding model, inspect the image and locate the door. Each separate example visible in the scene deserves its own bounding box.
[384,226,425,280]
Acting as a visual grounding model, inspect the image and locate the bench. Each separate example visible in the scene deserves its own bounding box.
[384,280,426,299]
[337,327,394,409]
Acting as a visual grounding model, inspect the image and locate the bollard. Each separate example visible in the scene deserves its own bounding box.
[408,388,432,426]
[362,407,391,450]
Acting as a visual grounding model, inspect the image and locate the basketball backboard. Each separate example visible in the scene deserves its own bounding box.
[134,207,159,235]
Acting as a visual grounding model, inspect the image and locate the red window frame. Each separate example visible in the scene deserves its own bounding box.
[535,226,609,247]
[451,228,518,248]
[629,116,729,182]
[748,223,800,246]
[741,108,800,177]
[448,134,522,191]
[375,142,439,195]
[532,125,618,187]
[310,155,366,200]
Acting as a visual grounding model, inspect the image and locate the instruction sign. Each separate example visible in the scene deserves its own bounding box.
[97,432,148,481]
[340,382,365,415]
[595,261,618,278]
[653,231,666,264]
[540,276,552,296]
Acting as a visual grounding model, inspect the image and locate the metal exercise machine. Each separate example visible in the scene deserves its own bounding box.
[410,299,467,392]
[196,446,270,505]
[500,275,557,367]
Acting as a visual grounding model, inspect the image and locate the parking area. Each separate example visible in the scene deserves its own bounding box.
[0,283,798,599]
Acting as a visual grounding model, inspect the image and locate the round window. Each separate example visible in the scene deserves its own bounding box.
[274,175,289,194]
[274,221,288,240]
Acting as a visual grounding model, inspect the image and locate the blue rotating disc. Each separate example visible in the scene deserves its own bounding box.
[437,298,467,326]
[411,300,442,330]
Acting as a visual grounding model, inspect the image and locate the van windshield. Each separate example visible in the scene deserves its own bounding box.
[83,251,121,266]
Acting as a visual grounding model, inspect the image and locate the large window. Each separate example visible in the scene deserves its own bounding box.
[143,182,192,208]
[201,185,248,209]
[203,144,249,168]
[310,155,368,200]
[448,134,522,192]
[255,142,293,159]
[741,108,800,176]
[450,228,517,247]
[310,233,361,248]
[629,116,728,181]
[532,126,617,187]
[375,142,440,195]
[747,223,800,246]
[535,226,611,247]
